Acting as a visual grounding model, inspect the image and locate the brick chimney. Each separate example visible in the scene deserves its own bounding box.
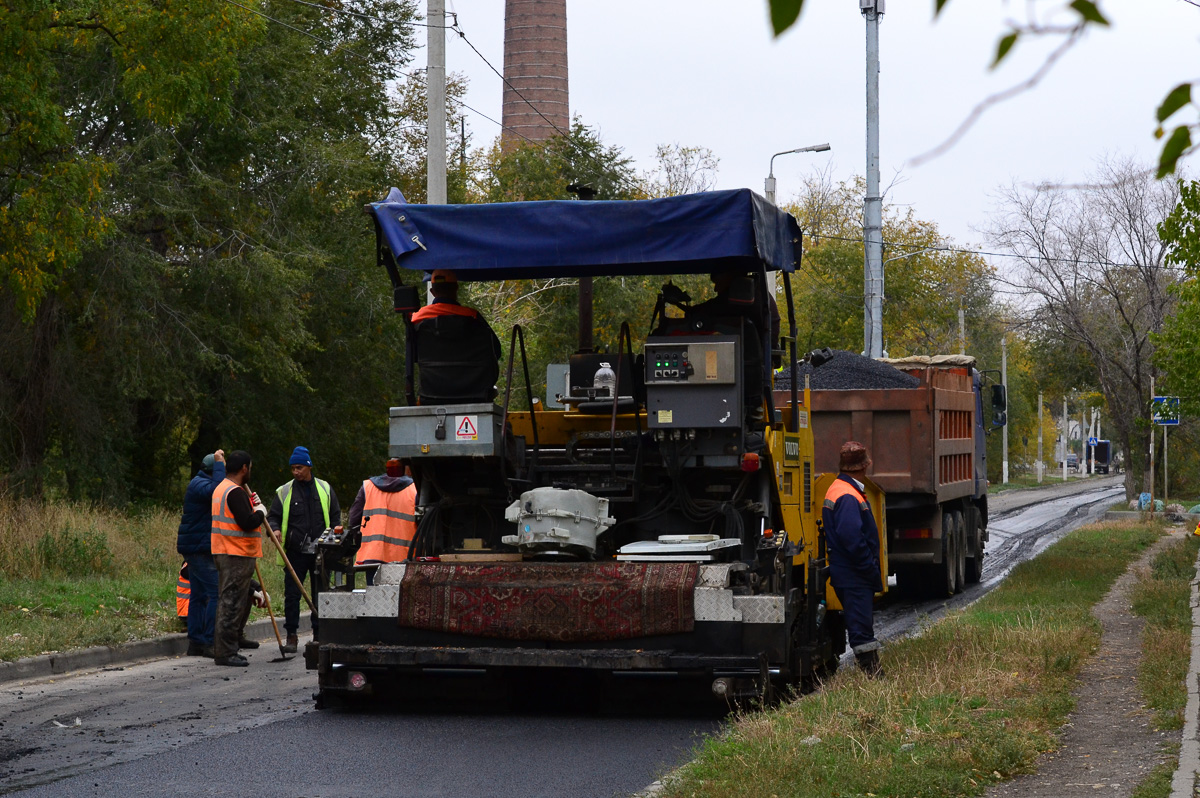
[502,0,569,147]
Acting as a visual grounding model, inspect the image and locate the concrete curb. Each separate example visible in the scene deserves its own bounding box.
[1170,542,1200,798]
[0,615,311,686]
[1104,510,1200,524]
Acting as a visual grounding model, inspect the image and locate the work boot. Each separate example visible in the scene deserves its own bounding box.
[186,642,214,658]
[237,637,260,649]
[214,653,249,667]
[283,635,298,654]
[855,650,883,679]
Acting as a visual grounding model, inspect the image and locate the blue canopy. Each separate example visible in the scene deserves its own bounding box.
[368,188,801,280]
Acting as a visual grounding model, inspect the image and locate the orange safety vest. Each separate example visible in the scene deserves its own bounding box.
[210,478,262,558]
[176,564,190,617]
[823,478,869,513]
[356,481,417,565]
[410,301,481,323]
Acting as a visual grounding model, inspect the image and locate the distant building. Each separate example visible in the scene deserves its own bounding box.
[502,0,569,147]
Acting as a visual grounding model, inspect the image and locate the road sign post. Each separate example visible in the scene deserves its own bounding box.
[1152,395,1181,505]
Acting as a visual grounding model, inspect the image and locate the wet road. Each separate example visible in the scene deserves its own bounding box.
[1,477,1126,797]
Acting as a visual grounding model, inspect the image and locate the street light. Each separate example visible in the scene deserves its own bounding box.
[764,143,831,205]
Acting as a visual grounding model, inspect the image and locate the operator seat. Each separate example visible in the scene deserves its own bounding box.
[413,314,501,405]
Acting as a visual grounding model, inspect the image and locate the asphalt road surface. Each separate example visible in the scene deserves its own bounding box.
[0,476,1126,797]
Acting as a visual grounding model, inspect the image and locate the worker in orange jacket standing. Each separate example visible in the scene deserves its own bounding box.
[210,450,268,667]
[348,459,416,584]
[821,441,883,677]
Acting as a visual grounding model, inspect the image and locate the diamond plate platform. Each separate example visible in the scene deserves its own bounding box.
[731,595,785,624]
[319,590,365,619]
[358,584,401,617]
[375,563,408,585]
[694,587,741,621]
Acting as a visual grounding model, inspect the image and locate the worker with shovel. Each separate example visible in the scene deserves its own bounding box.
[268,446,340,653]
[210,450,269,667]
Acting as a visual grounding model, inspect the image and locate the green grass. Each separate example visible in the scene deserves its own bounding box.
[0,499,290,661]
[660,521,1162,798]
[1123,533,1199,798]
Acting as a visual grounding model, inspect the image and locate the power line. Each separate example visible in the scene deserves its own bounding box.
[804,231,1171,271]
[271,0,452,28]
[448,15,644,196]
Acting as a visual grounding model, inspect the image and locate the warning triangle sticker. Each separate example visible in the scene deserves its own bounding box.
[455,416,478,440]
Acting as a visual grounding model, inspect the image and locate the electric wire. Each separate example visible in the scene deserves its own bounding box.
[804,231,1169,271]
[448,16,645,196]
[271,0,452,27]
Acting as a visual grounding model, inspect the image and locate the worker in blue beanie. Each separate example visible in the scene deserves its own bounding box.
[266,446,340,653]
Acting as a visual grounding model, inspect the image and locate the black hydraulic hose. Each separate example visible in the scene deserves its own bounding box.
[610,322,643,480]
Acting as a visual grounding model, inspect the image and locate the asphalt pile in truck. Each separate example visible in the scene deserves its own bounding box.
[774,349,921,391]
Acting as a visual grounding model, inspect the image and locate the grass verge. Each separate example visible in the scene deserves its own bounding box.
[1125,532,1199,798]
[660,521,1162,798]
[0,499,289,662]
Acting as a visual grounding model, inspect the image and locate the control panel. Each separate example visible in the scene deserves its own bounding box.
[645,340,736,385]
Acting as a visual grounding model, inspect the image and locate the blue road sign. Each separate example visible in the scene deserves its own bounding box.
[1152,396,1181,426]
[1088,437,1098,446]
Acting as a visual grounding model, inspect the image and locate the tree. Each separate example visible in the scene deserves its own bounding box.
[784,173,996,358]
[765,0,1193,177]
[643,143,719,198]
[0,0,422,500]
[989,157,1180,499]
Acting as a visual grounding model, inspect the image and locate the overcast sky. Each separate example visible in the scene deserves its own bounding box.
[437,0,1196,250]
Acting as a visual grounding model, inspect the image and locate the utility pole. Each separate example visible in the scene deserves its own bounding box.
[861,0,884,358]
[1001,336,1008,485]
[958,306,965,355]
[1037,391,1043,484]
[1079,403,1085,479]
[1150,376,1155,508]
[427,0,447,207]
[1062,397,1068,482]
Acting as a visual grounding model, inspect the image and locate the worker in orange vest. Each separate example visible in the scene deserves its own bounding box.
[210,450,268,667]
[821,441,883,677]
[348,459,416,584]
[409,269,502,405]
[176,563,191,620]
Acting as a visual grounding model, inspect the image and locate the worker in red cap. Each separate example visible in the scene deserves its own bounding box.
[409,269,502,404]
[821,441,883,677]
[348,458,417,584]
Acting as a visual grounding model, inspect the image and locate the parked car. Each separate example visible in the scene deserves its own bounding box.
[1064,453,1079,471]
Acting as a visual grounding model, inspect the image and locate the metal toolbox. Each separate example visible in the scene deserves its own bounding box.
[388,403,502,458]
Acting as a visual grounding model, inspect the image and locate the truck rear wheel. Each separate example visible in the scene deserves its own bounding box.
[953,510,966,593]
[965,506,984,584]
[939,511,958,597]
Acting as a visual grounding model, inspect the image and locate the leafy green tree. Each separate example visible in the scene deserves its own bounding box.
[0,0,421,501]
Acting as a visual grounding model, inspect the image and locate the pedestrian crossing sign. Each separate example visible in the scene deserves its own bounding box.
[455,415,478,441]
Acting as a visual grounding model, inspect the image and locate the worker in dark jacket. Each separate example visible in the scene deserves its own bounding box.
[267,446,340,653]
[821,441,883,677]
[410,269,502,404]
[177,450,225,658]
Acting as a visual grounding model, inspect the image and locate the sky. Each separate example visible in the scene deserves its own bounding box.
[434,0,1198,252]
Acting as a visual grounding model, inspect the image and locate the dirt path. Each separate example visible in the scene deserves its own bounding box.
[985,529,1180,798]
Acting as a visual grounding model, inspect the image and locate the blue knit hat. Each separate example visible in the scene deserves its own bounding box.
[289,446,313,467]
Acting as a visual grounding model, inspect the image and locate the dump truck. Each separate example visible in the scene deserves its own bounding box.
[303,189,886,707]
[777,353,1002,596]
